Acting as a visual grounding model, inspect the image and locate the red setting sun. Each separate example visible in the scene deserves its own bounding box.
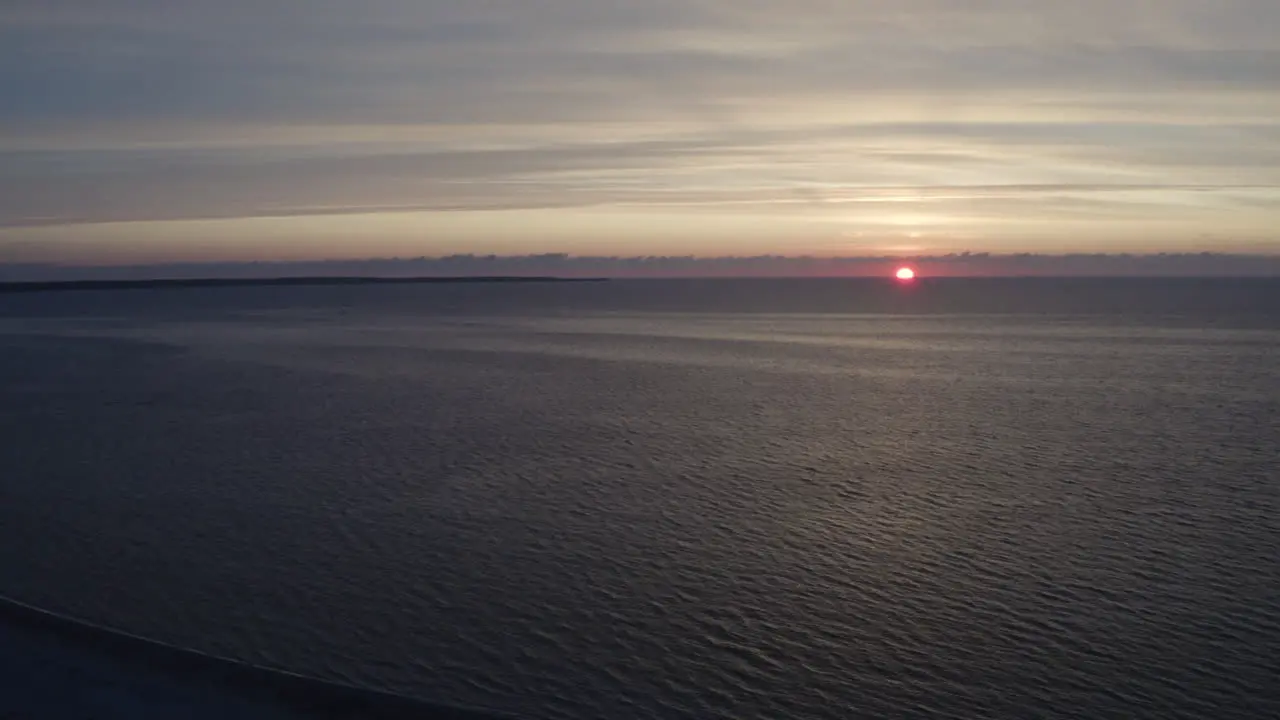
[895,267,916,280]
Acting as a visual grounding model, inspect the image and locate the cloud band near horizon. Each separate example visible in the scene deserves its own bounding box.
[6,253,1280,282]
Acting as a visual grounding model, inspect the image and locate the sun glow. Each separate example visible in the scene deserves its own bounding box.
[895,266,916,280]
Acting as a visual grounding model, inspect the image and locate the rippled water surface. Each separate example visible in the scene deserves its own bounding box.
[2,279,1279,719]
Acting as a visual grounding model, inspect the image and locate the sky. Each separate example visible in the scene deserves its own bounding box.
[2,0,1280,271]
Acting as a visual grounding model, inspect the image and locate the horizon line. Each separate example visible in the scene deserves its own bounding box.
[6,251,1280,282]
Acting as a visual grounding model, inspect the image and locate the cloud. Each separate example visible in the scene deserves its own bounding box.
[6,1,1279,128]
[3,124,1278,229]
[1,1,1279,259]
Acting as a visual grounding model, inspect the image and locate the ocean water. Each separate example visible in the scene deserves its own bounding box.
[2,278,1279,719]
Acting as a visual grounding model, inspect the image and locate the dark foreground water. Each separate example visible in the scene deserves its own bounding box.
[2,278,1279,719]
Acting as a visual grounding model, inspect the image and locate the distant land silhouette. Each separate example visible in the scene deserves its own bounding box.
[3,252,1280,283]
[0,275,604,294]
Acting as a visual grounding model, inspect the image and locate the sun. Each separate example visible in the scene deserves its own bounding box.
[895,266,916,280]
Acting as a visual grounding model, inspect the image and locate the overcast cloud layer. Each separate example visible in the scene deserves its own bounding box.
[2,1,1279,267]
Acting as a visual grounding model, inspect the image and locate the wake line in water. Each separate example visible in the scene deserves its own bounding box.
[0,592,518,719]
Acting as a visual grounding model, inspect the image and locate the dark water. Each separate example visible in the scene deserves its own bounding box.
[2,278,1279,719]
